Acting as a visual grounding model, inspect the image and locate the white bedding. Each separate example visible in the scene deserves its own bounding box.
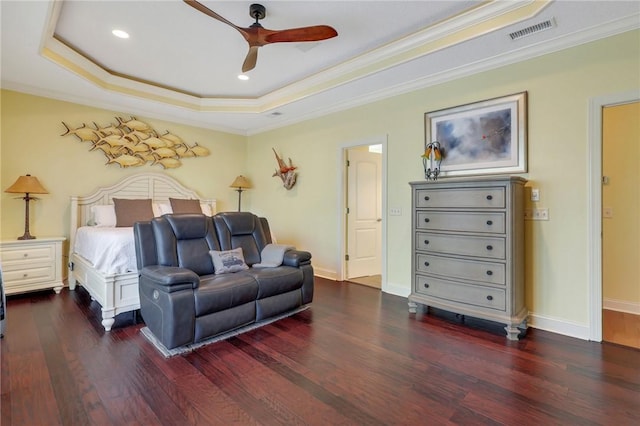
[74,226,137,274]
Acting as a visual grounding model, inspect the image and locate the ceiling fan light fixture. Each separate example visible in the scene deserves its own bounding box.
[237,74,250,81]
[112,29,130,39]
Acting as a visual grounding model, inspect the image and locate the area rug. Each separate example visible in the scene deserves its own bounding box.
[140,305,309,358]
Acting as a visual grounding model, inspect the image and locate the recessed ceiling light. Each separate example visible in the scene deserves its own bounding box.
[112,29,130,39]
[237,74,249,81]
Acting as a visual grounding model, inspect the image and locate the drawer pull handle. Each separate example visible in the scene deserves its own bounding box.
[486,270,493,276]
[424,218,430,223]
[23,273,28,278]
[424,240,430,245]
[424,283,430,289]
[23,253,28,257]
[486,295,493,301]
[486,195,493,201]
[486,220,493,226]
[486,245,493,251]
[424,261,430,267]
[424,196,430,201]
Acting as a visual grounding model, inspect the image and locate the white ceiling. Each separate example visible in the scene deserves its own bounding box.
[2,1,639,135]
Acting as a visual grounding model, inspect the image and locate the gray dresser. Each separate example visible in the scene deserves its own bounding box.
[408,176,527,340]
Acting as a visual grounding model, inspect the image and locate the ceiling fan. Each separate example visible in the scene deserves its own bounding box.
[184,0,338,73]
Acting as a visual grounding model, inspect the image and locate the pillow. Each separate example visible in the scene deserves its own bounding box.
[169,198,202,214]
[200,203,213,217]
[113,198,154,227]
[209,247,249,274]
[90,205,116,227]
[152,202,163,217]
[157,203,173,215]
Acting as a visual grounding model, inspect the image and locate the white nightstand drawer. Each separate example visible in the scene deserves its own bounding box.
[0,246,53,263]
[3,266,55,285]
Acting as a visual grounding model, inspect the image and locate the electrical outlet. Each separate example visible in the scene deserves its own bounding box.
[533,208,549,220]
[390,208,402,216]
[525,208,549,220]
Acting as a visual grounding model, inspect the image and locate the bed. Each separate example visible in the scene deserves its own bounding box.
[68,173,216,331]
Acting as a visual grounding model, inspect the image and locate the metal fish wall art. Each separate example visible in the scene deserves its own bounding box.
[272,148,297,190]
[61,117,210,169]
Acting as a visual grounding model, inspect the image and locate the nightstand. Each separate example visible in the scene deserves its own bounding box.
[0,237,65,295]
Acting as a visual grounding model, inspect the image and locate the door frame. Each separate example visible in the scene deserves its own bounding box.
[588,89,639,342]
[338,135,388,288]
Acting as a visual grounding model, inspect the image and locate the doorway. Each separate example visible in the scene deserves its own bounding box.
[339,136,387,290]
[601,101,640,349]
[588,90,640,343]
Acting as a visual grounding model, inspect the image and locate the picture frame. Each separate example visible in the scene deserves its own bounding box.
[425,92,527,177]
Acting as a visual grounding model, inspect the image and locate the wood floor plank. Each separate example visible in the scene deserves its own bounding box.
[2,278,639,425]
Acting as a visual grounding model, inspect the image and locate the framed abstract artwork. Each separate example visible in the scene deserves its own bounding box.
[425,92,527,177]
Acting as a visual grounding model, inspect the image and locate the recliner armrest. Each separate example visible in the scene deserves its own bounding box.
[140,265,200,292]
[282,250,311,267]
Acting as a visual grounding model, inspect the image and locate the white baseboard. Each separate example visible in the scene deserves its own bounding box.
[383,282,410,298]
[313,267,338,281]
[527,312,591,341]
[603,298,640,315]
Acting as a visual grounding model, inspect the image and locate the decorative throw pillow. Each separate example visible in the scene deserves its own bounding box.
[90,204,117,227]
[209,247,249,274]
[113,198,154,227]
[169,198,202,214]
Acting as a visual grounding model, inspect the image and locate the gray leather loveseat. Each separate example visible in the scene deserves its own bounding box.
[133,212,314,350]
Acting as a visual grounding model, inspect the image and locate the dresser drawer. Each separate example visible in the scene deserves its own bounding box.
[415,275,506,311]
[416,187,505,209]
[416,253,505,285]
[416,232,505,260]
[416,211,505,234]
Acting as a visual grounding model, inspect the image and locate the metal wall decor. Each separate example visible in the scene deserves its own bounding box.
[61,117,210,168]
[272,148,297,190]
[422,141,443,180]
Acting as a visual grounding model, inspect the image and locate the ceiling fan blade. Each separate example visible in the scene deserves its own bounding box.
[183,0,241,31]
[264,25,338,44]
[242,46,259,73]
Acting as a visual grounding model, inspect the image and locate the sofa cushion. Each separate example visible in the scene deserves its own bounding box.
[194,273,258,316]
[209,248,249,274]
[246,266,304,299]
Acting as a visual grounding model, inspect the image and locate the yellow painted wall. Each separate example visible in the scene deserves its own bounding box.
[0,90,248,265]
[1,30,639,333]
[247,30,640,327]
[603,102,640,307]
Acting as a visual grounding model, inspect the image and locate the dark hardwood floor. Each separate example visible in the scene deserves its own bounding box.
[2,277,639,425]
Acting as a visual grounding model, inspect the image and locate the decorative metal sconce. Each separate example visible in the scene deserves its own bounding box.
[422,141,443,181]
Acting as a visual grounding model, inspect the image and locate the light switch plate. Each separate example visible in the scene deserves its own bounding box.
[531,188,540,202]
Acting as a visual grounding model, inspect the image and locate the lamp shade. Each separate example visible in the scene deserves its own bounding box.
[5,174,49,194]
[229,175,251,189]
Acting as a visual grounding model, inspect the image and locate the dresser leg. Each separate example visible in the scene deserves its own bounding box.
[504,324,521,340]
[53,285,63,294]
[408,301,418,313]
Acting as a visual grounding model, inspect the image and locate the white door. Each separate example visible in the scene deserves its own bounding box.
[347,148,382,279]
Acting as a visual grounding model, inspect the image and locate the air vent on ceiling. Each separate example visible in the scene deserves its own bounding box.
[509,18,556,41]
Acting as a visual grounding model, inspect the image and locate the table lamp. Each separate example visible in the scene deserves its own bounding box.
[4,174,49,240]
[229,175,251,212]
